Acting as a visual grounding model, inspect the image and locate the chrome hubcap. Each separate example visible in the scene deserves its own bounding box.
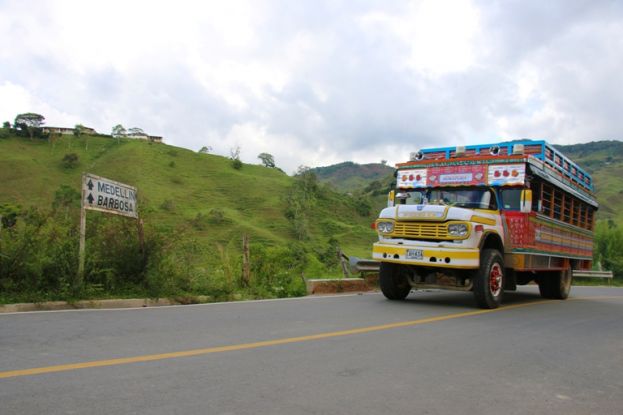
[489,263,503,297]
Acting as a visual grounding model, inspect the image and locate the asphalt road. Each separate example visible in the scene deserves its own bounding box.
[1,286,622,415]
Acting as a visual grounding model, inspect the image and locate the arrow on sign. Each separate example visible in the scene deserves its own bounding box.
[87,179,94,190]
[87,193,94,204]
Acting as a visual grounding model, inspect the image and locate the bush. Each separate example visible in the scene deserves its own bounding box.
[208,208,227,224]
[160,199,176,211]
[0,203,20,229]
[231,158,243,170]
[249,243,307,298]
[317,237,341,268]
[61,153,79,169]
[190,212,209,230]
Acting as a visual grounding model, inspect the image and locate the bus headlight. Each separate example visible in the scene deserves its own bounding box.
[377,221,394,234]
[448,223,468,237]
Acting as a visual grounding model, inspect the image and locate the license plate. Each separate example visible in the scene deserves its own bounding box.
[406,249,423,260]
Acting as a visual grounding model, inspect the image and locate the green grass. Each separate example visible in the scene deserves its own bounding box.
[555,141,623,222]
[0,132,378,275]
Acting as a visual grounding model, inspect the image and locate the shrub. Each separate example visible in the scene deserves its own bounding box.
[249,243,307,298]
[61,153,79,169]
[208,208,227,224]
[0,203,20,229]
[317,237,341,268]
[190,212,209,230]
[231,158,243,170]
[160,199,176,211]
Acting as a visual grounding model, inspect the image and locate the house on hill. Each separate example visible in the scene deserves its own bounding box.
[126,129,163,143]
[43,126,97,135]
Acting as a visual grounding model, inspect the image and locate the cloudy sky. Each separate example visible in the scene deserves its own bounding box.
[1,0,622,172]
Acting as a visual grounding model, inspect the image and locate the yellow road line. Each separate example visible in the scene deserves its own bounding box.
[571,295,623,301]
[0,299,557,380]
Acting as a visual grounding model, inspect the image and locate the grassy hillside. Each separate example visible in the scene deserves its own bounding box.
[554,141,623,221]
[0,132,377,265]
[311,162,394,192]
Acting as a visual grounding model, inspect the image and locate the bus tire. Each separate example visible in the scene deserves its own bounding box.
[538,269,572,300]
[473,249,504,309]
[379,262,411,300]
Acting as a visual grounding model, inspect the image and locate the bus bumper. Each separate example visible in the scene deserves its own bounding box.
[373,242,480,269]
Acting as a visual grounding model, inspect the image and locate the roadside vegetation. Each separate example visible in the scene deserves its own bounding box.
[0,126,377,304]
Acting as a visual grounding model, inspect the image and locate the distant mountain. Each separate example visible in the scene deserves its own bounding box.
[310,162,394,192]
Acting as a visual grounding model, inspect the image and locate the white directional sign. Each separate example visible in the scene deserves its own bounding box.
[82,173,138,218]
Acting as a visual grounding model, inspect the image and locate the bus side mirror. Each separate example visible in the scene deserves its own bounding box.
[520,189,532,213]
[388,190,395,207]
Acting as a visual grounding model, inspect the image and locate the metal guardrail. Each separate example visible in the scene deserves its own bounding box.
[572,270,614,279]
[348,256,380,274]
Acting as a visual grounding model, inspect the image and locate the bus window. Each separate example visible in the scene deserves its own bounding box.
[553,189,562,220]
[396,191,425,205]
[530,181,541,212]
[500,188,522,210]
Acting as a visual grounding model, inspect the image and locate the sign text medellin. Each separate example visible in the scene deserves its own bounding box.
[82,173,138,218]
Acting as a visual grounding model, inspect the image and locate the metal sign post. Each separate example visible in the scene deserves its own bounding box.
[78,173,139,285]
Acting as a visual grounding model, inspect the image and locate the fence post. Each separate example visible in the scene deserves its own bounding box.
[242,234,250,287]
[78,198,86,287]
[337,247,350,279]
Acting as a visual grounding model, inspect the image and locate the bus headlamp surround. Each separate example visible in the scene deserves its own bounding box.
[448,223,469,237]
[377,221,395,234]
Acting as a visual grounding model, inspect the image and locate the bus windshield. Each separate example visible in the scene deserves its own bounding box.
[397,187,497,210]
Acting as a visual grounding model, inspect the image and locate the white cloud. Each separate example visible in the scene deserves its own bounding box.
[360,0,481,76]
[0,81,80,127]
[1,0,623,173]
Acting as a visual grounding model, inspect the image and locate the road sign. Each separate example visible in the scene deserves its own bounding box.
[82,173,138,218]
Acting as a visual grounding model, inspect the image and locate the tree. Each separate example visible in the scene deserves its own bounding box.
[198,146,212,154]
[112,124,126,136]
[127,127,145,136]
[258,152,275,168]
[381,160,387,166]
[230,146,242,170]
[73,124,84,137]
[2,121,10,129]
[14,113,45,140]
[283,165,320,240]
[111,124,126,144]
[52,184,81,219]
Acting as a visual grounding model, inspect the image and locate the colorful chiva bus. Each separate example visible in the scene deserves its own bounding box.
[373,140,598,308]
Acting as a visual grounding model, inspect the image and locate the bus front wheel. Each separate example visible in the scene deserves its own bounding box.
[379,263,411,300]
[473,249,504,309]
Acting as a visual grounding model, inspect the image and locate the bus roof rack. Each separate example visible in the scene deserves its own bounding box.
[412,139,593,193]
